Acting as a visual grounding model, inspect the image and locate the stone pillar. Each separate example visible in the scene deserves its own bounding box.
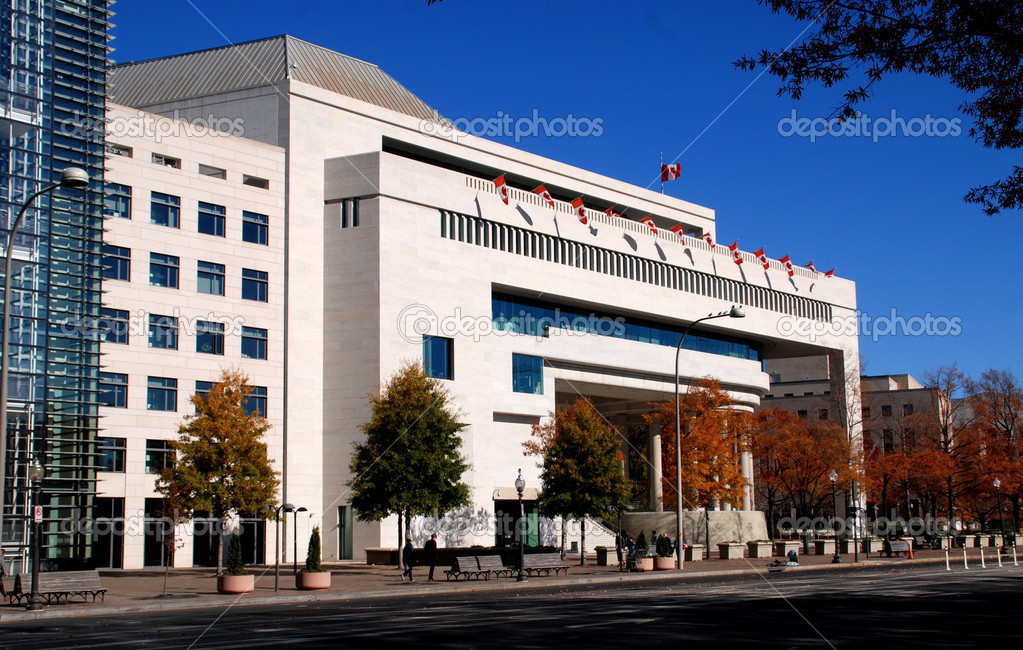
[741,451,754,511]
[829,347,864,534]
[648,423,663,511]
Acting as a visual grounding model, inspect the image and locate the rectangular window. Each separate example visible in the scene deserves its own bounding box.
[198,164,226,179]
[150,192,180,228]
[862,407,871,419]
[242,174,269,189]
[97,437,126,473]
[106,143,132,157]
[197,261,225,296]
[197,201,226,237]
[241,326,268,360]
[103,183,131,218]
[98,372,128,408]
[152,153,180,169]
[243,386,267,416]
[423,335,454,380]
[194,380,213,413]
[242,211,268,245]
[100,308,129,344]
[147,376,177,411]
[512,354,543,394]
[241,268,268,302]
[196,321,225,355]
[340,198,360,228]
[797,410,808,419]
[148,314,179,350]
[149,253,179,288]
[101,244,130,281]
[145,439,174,472]
[818,409,829,420]
[903,404,915,415]
[881,405,892,417]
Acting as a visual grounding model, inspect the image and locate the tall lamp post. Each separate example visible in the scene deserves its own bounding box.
[26,457,44,611]
[994,478,1008,553]
[673,306,744,570]
[829,469,842,563]
[292,506,308,575]
[262,502,294,591]
[0,168,89,551]
[515,469,527,582]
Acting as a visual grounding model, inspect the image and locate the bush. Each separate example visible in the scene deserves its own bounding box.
[305,526,323,573]
[655,535,673,558]
[636,532,648,553]
[225,533,246,576]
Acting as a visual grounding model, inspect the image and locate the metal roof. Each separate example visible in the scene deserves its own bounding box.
[107,35,438,121]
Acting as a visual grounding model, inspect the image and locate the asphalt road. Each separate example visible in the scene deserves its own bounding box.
[2,564,1021,649]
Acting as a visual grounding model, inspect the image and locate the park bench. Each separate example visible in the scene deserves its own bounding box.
[444,556,489,581]
[883,540,911,558]
[521,553,570,577]
[475,555,514,579]
[914,536,938,550]
[8,570,107,606]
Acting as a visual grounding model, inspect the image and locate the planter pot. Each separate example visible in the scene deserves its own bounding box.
[747,543,773,558]
[774,541,800,557]
[718,544,745,560]
[638,557,654,571]
[988,535,1002,548]
[973,535,990,548]
[654,556,676,570]
[684,545,705,562]
[814,540,836,556]
[862,539,883,554]
[217,574,254,594]
[296,571,332,590]
[838,540,855,554]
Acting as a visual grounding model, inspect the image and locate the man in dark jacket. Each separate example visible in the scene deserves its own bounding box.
[424,533,439,581]
[402,538,416,582]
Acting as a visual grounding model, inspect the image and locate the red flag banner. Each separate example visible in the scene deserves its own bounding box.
[532,184,555,207]
[780,255,795,277]
[494,175,510,205]
[753,248,770,270]
[805,261,818,273]
[824,268,836,278]
[661,163,681,182]
[702,232,714,248]
[570,197,588,224]
[605,206,620,219]
[729,241,743,265]
[640,215,657,234]
[670,224,686,240]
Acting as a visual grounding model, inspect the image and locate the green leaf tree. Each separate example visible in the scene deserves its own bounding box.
[156,368,279,575]
[305,526,323,573]
[347,361,471,555]
[524,398,632,565]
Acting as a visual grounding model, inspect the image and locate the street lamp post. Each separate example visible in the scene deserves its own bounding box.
[0,168,89,552]
[293,506,307,575]
[829,469,842,564]
[994,478,1008,553]
[26,457,44,611]
[515,469,527,582]
[262,502,294,591]
[673,306,744,570]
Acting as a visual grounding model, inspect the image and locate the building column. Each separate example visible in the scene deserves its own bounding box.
[648,423,663,512]
[741,451,754,511]
[829,347,864,535]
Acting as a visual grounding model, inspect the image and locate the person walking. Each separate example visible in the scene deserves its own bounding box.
[402,537,416,582]
[424,533,439,581]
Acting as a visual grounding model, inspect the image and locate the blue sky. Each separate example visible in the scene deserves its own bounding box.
[109,0,1022,384]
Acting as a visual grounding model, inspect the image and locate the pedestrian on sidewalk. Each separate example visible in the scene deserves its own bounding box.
[0,549,7,597]
[424,533,438,581]
[402,537,416,582]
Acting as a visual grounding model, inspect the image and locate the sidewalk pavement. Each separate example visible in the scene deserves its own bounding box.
[1,546,1016,623]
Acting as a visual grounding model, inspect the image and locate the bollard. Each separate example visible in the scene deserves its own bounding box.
[980,547,987,568]
[1014,545,1019,567]
[963,543,969,569]
[997,547,1003,568]
[944,547,951,571]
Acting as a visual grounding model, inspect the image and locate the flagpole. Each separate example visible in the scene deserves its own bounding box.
[660,152,664,194]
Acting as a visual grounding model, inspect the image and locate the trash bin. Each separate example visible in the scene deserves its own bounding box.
[595,547,609,566]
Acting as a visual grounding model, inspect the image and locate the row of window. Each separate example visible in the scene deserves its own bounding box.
[102,246,269,301]
[99,374,268,415]
[103,184,270,245]
[106,143,271,189]
[422,335,544,395]
[441,210,833,323]
[98,309,268,359]
[97,437,172,474]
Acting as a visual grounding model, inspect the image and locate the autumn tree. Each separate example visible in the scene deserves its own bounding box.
[968,369,1023,532]
[524,398,632,565]
[737,1,1023,215]
[156,368,279,574]
[347,361,471,555]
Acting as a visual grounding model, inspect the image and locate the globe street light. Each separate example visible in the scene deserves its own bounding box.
[26,457,45,611]
[674,306,744,569]
[0,168,89,552]
[994,478,1008,553]
[262,502,294,591]
[515,469,527,582]
[829,469,842,564]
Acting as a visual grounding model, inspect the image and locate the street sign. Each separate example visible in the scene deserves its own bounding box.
[33,505,42,524]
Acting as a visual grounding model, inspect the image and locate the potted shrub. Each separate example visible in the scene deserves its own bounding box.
[296,526,331,590]
[654,535,676,569]
[718,540,744,560]
[747,540,773,558]
[218,533,254,594]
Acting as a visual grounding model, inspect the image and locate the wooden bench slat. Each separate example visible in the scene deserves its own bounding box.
[8,570,106,606]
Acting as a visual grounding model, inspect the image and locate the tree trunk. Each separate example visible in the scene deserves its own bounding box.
[560,520,566,560]
[216,519,224,575]
[397,511,404,571]
[579,518,586,566]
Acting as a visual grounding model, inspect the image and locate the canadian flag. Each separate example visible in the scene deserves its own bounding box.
[605,206,620,219]
[532,184,554,207]
[570,197,588,224]
[824,268,836,278]
[661,163,681,182]
[729,241,743,265]
[670,224,686,240]
[779,255,795,277]
[753,248,770,270]
[702,232,714,248]
[805,261,818,273]
[640,216,657,234]
[494,175,510,205]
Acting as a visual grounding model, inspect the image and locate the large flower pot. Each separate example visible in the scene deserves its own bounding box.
[684,545,705,562]
[296,571,332,590]
[637,557,654,571]
[774,541,800,557]
[217,574,254,594]
[747,542,773,558]
[862,539,883,554]
[718,543,745,560]
[654,556,676,570]
[973,535,990,548]
[814,540,836,556]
